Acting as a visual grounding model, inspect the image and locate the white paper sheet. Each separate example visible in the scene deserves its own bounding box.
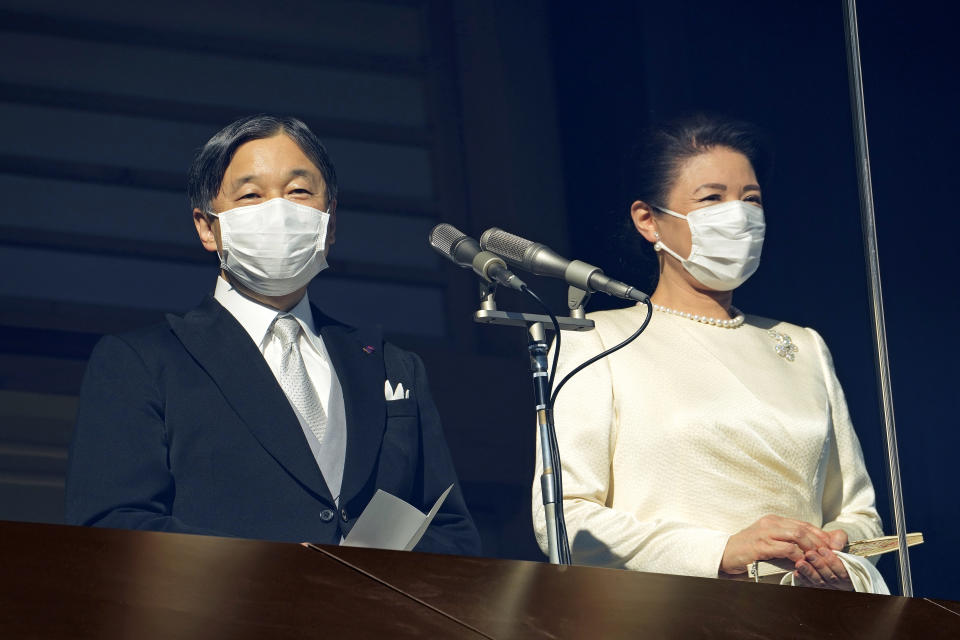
[341,484,453,551]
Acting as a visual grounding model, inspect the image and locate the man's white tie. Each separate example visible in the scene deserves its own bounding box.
[272,314,327,444]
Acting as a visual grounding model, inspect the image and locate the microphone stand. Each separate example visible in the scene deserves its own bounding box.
[474,281,594,565]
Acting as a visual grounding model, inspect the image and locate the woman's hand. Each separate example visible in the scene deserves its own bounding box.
[720,514,841,575]
[793,530,854,591]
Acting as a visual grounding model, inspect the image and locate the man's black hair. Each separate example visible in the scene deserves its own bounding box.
[188,114,338,212]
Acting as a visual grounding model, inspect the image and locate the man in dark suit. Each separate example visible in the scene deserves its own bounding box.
[65,115,480,556]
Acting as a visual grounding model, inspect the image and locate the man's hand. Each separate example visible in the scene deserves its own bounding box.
[793,529,854,591]
[720,514,841,575]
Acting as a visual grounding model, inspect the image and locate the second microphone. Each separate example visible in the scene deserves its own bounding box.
[481,228,649,302]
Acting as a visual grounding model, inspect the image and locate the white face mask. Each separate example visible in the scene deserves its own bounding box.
[653,199,765,291]
[209,197,331,297]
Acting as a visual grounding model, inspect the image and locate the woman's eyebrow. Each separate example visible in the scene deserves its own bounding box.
[742,183,761,192]
[693,183,727,193]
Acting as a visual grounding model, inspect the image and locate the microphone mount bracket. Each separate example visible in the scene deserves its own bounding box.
[473,309,594,331]
[472,283,594,331]
[567,286,591,319]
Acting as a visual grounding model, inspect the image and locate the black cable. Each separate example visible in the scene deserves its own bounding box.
[549,414,572,564]
[519,291,656,566]
[520,285,561,363]
[549,298,654,412]
[545,297,654,565]
[548,318,561,395]
[521,286,572,564]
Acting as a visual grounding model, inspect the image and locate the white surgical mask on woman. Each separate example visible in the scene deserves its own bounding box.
[208,197,331,296]
[654,199,765,291]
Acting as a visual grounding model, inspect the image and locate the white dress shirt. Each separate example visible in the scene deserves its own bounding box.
[533,304,887,593]
[214,277,347,503]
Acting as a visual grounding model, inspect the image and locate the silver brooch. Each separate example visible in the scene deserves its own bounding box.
[768,330,798,361]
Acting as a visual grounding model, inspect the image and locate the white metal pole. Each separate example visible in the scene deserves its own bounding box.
[841,0,913,597]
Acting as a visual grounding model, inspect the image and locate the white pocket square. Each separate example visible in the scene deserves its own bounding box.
[384,380,410,401]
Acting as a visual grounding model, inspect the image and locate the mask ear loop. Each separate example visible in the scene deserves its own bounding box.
[650,206,689,263]
[654,206,688,220]
[204,209,230,271]
[315,210,332,257]
[653,237,687,263]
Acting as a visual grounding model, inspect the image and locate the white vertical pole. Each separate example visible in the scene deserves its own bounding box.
[841,0,913,597]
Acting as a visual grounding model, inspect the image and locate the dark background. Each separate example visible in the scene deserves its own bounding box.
[0,0,955,600]
[549,0,959,598]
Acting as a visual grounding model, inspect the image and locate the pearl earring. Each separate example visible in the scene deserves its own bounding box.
[653,231,662,251]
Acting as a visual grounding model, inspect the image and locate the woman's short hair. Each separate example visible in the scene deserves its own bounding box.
[623,113,771,209]
[188,114,338,212]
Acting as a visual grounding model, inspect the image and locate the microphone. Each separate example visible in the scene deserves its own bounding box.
[480,227,649,302]
[429,223,527,292]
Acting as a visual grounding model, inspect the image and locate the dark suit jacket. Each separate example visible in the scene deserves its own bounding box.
[65,296,480,556]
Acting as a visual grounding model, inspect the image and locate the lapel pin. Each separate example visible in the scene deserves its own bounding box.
[362,345,376,354]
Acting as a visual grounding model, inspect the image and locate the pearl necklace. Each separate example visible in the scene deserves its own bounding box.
[652,303,745,328]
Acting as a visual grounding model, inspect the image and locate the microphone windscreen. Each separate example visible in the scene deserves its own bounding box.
[480,228,532,266]
[428,223,465,258]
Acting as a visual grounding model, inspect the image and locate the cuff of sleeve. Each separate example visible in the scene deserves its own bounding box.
[704,531,734,578]
[779,552,890,594]
[837,552,890,594]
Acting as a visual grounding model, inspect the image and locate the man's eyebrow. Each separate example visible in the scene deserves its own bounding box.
[287,168,320,181]
[230,174,258,191]
[693,183,727,192]
[228,169,319,191]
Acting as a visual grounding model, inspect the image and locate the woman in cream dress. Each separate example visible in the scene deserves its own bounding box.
[533,115,886,593]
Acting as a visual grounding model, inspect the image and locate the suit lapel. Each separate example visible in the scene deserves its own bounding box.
[168,297,335,505]
[313,306,386,506]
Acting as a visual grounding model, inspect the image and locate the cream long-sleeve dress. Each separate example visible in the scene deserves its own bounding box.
[532,304,885,592]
